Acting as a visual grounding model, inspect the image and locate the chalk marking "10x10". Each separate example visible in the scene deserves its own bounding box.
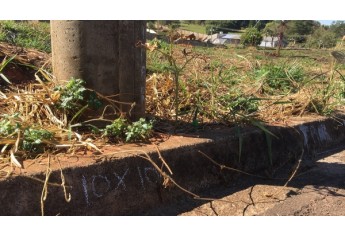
[81,167,160,206]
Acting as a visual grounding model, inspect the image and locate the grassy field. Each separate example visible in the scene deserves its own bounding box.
[0,20,51,52]
[146,39,345,127]
[180,23,207,34]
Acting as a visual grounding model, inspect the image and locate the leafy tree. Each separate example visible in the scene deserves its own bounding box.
[282,20,321,43]
[254,20,272,30]
[306,28,337,48]
[241,27,263,47]
[330,21,345,38]
[262,21,280,38]
[205,20,271,34]
[286,20,320,35]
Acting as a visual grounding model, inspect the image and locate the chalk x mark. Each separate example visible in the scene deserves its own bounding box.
[114,168,129,191]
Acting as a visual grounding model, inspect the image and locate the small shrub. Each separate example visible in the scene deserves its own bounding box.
[22,128,54,153]
[104,118,127,139]
[125,118,153,142]
[104,118,153,142]
[54,78,86,111]
[54,78,102,115]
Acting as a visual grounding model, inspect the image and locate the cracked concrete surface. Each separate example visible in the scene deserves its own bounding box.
[147,148,345,216]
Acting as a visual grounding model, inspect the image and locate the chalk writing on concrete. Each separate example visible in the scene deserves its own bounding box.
[92,175,111,198]
[144,167,160,184]
[137,167,145,190]
[81,175,90,206]
[81,166,162,206]
[113,168,129,191]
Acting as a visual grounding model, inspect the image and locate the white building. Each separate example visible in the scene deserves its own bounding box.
[260,36,288,48]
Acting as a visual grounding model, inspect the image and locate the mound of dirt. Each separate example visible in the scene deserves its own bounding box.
[0,42,51,84]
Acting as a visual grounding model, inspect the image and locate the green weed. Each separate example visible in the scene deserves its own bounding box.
[125,118,153,142]
[104,118,127,140]
[104,118,153,142]
[254,63,305,94]
[0,113,21,137]
[54,78,102,117]
[22,128,54,153]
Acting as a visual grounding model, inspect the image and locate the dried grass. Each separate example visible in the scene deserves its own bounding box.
[145,42,345,126]
[0,67,123,169]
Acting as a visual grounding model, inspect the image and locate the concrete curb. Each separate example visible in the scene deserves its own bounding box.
[1,115,345,215]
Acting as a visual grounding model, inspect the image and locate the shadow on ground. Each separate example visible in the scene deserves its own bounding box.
[142,145,345,216]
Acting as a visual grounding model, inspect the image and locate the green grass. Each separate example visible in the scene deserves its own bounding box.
[180,23,207,34]
[0,20,51,52]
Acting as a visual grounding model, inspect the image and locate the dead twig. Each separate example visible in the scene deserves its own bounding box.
[197,150,268,179]
[155,145,173,175]
[40,154,51,216]
[57,158,71,203]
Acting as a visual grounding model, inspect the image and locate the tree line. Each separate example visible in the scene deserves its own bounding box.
[149,20,345,49]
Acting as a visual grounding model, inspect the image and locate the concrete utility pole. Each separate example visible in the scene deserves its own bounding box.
[50,20,146,120]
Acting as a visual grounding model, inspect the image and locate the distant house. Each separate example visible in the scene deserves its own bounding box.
[210,33,241,45]
[221,34,241,45]
[212,38,227,45]
[259,36,288,48]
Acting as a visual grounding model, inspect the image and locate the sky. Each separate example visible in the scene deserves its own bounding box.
[319,20,335,26]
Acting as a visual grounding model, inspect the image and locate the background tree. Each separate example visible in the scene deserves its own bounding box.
[205,20,271,34]
[330,21,345,38]
[306,27,337,49]
[240,27,263,47]
[287,20,320,35]
[262,21,280,37]
[285,20,320,43]
[156,20,181,29]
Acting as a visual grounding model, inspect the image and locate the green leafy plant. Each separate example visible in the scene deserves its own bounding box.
[125,118,153,142]
[54,78,87,111]
[22,128,54,152]
[103,118,153,142]
[54,78,102,118]
[0,113,21,137]
[104,118,127,139]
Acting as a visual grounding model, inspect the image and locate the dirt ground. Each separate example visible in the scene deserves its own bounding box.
[0,42,51,84]
[145,147,345,216]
